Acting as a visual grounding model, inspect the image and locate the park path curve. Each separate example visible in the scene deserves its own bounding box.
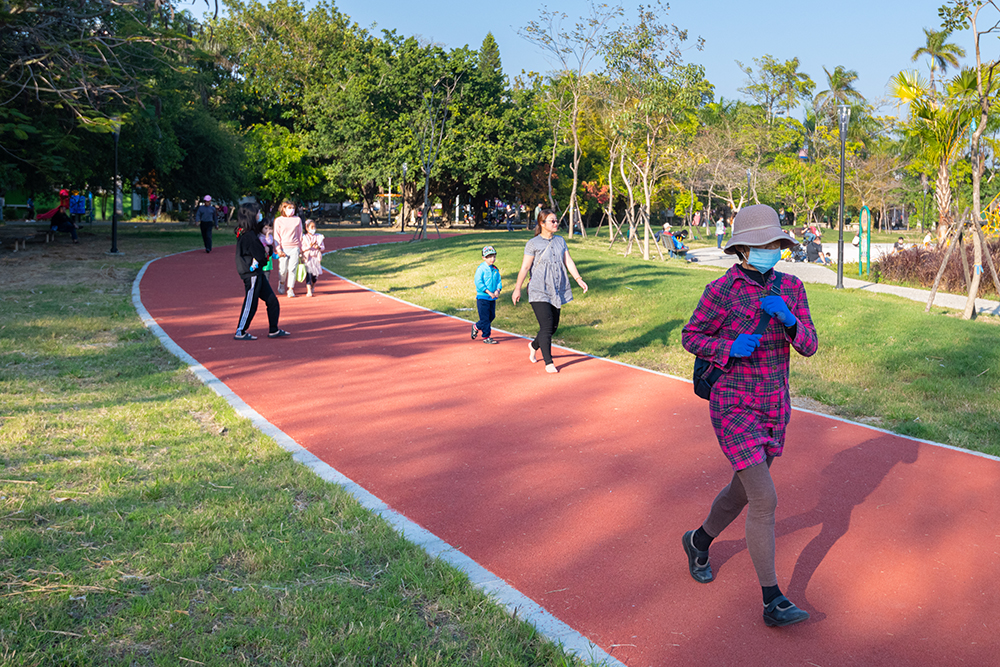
[136,236,1000,667]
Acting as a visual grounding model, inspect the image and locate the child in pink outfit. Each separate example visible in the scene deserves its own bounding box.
[301,219,326,297]
[273,200,303,297]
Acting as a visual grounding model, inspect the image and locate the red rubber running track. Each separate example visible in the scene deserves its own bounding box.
[138,238,1000,667]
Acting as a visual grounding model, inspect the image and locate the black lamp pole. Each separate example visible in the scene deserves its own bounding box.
[836,105,851,289]
[110,117,121,254]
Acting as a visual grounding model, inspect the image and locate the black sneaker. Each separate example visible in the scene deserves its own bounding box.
[268,329,291,338]
[681,530,714,583]
[471,323,479,340]
[762,595,810,627]
[234,332,256,341]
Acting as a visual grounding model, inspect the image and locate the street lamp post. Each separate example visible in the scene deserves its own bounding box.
[836,105,851,289]
[110,117,122,255]
[401,162,407,231]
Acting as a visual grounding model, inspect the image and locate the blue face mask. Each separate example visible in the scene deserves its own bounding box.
[256,212,263,223]
[748,248,781,273]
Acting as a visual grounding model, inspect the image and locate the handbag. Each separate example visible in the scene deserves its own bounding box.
[692,275,783,400]
[296,261,307,283]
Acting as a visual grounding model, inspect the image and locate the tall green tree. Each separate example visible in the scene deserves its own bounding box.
[892,68,978,242]
[813,65,866,119]
[737,54,815,124]
[911,27,967,92]
[602,4,710,260]
[940,0,1000,319]
[521,1,624,238]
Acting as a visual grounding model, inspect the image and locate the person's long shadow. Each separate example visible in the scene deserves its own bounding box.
[706,436,919,621]
[777,437,919,619]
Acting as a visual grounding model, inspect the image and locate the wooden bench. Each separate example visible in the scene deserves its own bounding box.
[1,226,56,251]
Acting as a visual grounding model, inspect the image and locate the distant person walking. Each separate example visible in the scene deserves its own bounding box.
[512,208,588,374]
[233,204,288,341]
[716,214,726,249]
[681,204,818,628]
[273,200,303,298]
[196,195,218,253]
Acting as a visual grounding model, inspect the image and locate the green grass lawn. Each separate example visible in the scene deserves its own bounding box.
[326,231,1000,457]
[0,226,591,667]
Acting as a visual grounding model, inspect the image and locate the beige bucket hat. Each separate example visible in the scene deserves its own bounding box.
[723,205,796,255]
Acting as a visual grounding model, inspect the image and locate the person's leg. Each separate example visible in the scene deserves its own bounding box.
[476,299,492,338]
[699,456,773,539]
[735,460,778,588]
[530,302,559,365]
[487,299,496,333]
[201,221,213,252]
[286,248,299,295]
[260,278,280,333]
[277,254,289,293]
[236,275,261,335]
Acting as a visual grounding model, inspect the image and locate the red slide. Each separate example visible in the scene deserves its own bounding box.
[138,239,1000,667]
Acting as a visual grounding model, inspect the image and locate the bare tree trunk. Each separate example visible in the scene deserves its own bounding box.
[926,221,965,312]
[568,90,586,239]
[547,116,560,210]
[934,159,953,244]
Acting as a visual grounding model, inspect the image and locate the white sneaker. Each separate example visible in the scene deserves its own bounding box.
[528,341,538,363]
[287,289,295,298]
[277,284,285,294]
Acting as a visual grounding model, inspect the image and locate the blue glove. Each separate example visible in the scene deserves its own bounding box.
[760,295,797,327]
[730,333,762,358]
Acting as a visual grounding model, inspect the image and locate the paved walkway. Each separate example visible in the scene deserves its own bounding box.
[687,245,1000,316]
[136,238,1000,667]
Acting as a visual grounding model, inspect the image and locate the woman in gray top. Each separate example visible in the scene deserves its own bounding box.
[512,208,588,373]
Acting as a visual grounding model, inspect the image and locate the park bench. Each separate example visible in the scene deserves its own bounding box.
[0,225,56,252]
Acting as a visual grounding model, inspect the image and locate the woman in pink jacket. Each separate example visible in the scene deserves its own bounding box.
[681,205,818,628]
[273,200,303,298]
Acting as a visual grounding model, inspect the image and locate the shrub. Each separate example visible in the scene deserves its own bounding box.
[878,239,1000,297]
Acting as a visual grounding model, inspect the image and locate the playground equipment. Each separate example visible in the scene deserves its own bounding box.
[982,192,1000,237]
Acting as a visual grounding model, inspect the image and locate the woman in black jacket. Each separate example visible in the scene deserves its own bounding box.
[234,203,289,340]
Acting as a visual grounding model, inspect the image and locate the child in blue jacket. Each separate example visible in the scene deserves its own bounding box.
[471,245,502,344]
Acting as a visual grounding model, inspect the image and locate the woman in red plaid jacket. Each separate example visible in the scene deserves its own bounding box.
[681,205,818,628]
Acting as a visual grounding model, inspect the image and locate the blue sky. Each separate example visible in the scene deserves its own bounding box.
[329,0,979,115]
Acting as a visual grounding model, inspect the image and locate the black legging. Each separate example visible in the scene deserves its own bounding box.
[529,301,561,365]
[235,273,280,335]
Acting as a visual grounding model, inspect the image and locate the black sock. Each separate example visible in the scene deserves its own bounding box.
[692,526,713,552]
[762,585,783,606]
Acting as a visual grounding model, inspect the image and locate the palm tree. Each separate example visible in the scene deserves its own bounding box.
[813,65,866,119]
[891,68,978,242]
[911,28,966,92]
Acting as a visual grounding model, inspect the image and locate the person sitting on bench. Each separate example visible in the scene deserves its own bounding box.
[50,208,79,243]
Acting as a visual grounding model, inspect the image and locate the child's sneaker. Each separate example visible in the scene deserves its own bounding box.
[471,323,479,340]
[483,337,498,344]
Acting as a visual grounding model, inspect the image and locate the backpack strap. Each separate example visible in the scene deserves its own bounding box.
[753,273,783,335]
